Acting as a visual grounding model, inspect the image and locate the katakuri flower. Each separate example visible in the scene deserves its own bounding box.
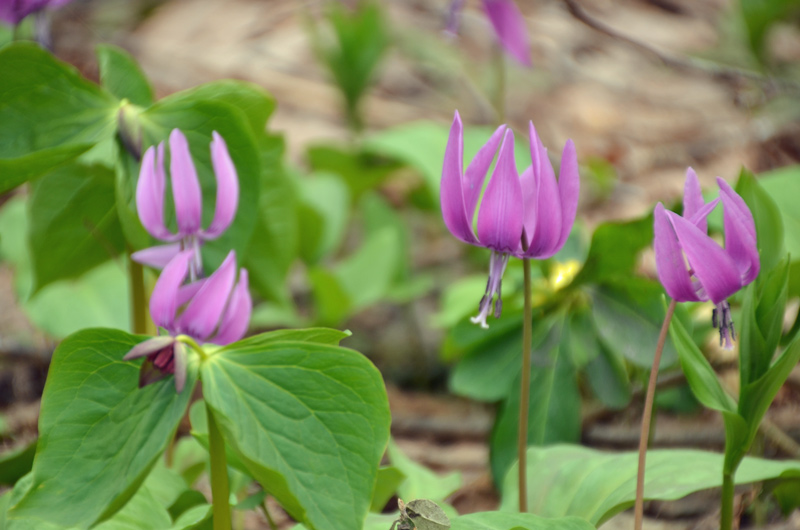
[0,0,72,26]
[445,0,531,66]
[133,129,239,280]
[441,110,579,328]
[124,249,252,391]
[654,168,759,348]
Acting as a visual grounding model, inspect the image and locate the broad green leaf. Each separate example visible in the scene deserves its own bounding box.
[0,196,130,338]
[93,482,172,530]
[311,2,389,129]
[450,315,548,403]
[583,341,631,410]
[97,44,154,107]
[308,267,352,326]
[138,96,261,269]
[739,258,789,386]
[306,145,403,200]
[739,336,800,450]
[490,326,581,486]
[370,466,405,512]
[223,328,352,351]
[188,400,251,478]
[450,511,595,530]
[669,315,737,413]
[572,215,653,285]
[297,172,351,264]
[501,445,800,525]
[201,341,390,530]
[0,43,118,190]
[387,440,461,502]
[28,162,125,291]
[0,440,36,486]
[590,280,678,369]
[246,133,297,306]
[7,329,196,527]
[736,168,784,273]
[0,144,93,194]
[758,165,800,257]
[170,504,212,530]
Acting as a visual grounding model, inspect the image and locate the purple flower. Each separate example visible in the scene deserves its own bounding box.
[0,0,71,26]
[445,0,531,66]
[483,0,531,66]
[124,249,252,391]
[654,168,760,348]
[441,111,579,327]
[132,129,239,280]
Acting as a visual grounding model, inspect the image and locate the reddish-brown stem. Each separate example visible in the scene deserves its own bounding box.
[634,299,677,530]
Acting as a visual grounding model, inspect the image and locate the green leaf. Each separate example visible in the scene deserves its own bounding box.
[370,466,405,512]
[501,445,800,525]
[739,336,800,450]
[583,342,631,410]
[306,145,402,200]
[590,280,678,369]
[28,162,125,291]
[758,165,800,257]
[739,258,789,386]
[572,215,653,285]
[387,440,461,502]
[490,325,581,486]
[0,43,118,191]
[201,341,390,530]
[170,504,212,530]
[0,196,130,338]
[245,133,297,306]
[449,315,547,403]
[6,329,196,528]
[669,314,737,413]
[224,328,352,351]
[97,44,154,107]
[311,2,390,129]
[297,172,351,264]
[735,168,784,273]
[0,440,36,486]
[450,511,595,530]
[93,481,172,530]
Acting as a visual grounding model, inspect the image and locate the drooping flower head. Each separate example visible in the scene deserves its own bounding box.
[133,129,239,280]
[654,168,760,348]
[441,111,579,327]
[124,249,252,391]
[445,0,531,67]
[0,0,71,26]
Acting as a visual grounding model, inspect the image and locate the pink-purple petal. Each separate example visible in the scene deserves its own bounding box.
[123,336,176,361]
[135,145,176,241]
[667,211,743,305]
[202,132,239,239]
[525,143,561,256]
[176,250,237,341]
[177,279,207,306]
[554,139,580,251]
[653,203,700,302]
[464,124,506,216]
[212,269,252,345]
[441,111,478,245]
[150,250,194,330]
[169,129,203,236]
[131,243,182,269]
[477,129,523,252]
[717,177,760,284]
[482,0,531,66]
[683,168,706,232]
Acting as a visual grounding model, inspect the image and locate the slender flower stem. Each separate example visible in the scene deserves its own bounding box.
[634,299,677,530]
[207,403,232,530]
[720,472,735,530]
[518,233,533,512]
[128,250,148,335]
